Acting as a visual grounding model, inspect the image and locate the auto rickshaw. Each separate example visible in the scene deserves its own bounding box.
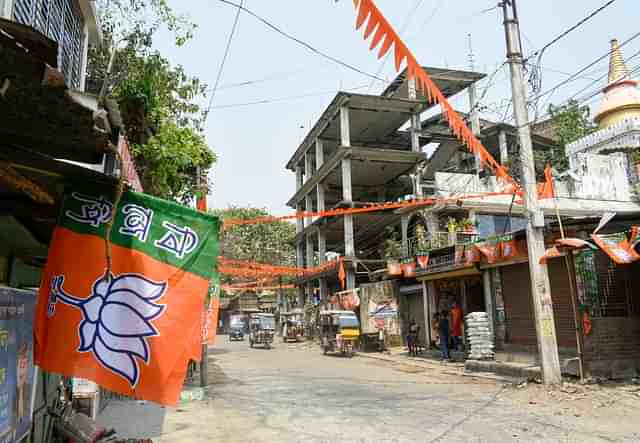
[319,310,360,357]
[249,313,275,349]
[280,309,304,343]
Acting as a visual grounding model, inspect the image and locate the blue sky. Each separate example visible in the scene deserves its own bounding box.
[154,0,639,214]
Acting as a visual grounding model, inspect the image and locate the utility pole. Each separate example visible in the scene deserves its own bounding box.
[196,165,208,388]
[501,0,561,385]
[467,34,482,174]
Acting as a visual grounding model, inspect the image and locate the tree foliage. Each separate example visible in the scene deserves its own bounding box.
[212,207,297,281]
[88,0,215,202]
[540,100,596,173]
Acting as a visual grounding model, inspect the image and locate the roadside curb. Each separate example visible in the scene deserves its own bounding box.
[356,351,465,374]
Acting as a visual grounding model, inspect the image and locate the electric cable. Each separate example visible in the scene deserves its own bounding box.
[217,0,385,83]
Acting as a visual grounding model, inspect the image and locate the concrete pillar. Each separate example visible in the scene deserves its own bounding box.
[295,165,303,190]
[305,151,313,182]
[340,106,351,147]
[319,278,328,302]
[296,203,304,234]
[482,269,495,337]
[422,281,432,348]
[401,215,410,257]
[318,228,326,263]
[305,194,313,228]
[306,232,314,268]
[315,138,324,167]
[296,241,304,269]
[341,157,353,203]
[428,281,438,346]
[499,129,509,165]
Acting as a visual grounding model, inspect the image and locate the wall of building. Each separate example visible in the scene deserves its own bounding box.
[584,317,640,378]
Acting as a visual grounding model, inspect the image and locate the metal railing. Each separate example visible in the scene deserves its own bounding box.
[407,231,478,257]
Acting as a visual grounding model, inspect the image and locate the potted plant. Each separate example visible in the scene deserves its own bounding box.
[401,257,417,277]
[459,217,476,233]
[384,238,402,276]
[446,217,458,233]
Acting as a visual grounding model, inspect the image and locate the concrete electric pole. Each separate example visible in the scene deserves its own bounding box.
[501,0,562,385]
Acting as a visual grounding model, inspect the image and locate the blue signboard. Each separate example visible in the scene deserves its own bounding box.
[0,288,36,443]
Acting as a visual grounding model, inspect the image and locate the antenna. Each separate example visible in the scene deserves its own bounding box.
[468,33,475,71]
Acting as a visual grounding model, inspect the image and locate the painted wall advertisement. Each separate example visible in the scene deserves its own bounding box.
[0,288,36,443]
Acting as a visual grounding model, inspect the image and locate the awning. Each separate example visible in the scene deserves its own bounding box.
[416,266,480,282]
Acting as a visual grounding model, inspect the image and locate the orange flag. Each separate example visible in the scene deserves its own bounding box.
[338,258,346,289]
[35,186,220,406]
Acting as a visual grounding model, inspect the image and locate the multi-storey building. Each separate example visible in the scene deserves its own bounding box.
[285,67,485,306]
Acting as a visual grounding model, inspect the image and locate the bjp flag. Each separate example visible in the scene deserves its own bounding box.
[34,185,219,406]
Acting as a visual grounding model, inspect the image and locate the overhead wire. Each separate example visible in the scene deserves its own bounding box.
[217,0,385,83]
[527,30,640,115]
[203,0,244,124]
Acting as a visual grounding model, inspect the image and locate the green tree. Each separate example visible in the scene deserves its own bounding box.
[88,1,215,202]
[212,207,297,272]
[542,100,596,173]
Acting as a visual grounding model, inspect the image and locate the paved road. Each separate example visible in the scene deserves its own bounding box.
[144,338,638,443]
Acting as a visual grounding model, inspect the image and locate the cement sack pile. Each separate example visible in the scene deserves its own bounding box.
[465,312,494,360]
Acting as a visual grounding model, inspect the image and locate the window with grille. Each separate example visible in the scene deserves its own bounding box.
[13,0,85,89]
[575,249,640,318]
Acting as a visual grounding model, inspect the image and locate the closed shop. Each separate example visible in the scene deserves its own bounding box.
[500,260,577,350]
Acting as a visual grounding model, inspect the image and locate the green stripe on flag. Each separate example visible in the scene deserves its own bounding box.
[57,183,219,280]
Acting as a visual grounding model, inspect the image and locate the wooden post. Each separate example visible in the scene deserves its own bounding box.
[503,0,561,385]
[565,252,586,382]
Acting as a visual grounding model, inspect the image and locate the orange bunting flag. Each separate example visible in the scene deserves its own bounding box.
[539,246,562,264]
[35,186,220,406]
[338,258,346,289]
[416,253,429,270]
[591,232,640,265]
[352,0,518,192]
[464,246,481,266]
[537,164,555,199]
[476,242,499,264]
[401,259,416,277]
[500,237,519,259]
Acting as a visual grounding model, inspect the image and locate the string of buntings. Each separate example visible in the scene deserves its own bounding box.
[219,257,342,278]
[224,191,514,227]
[351,0,519,191]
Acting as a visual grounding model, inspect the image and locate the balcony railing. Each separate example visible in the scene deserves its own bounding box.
[407,231,478,257]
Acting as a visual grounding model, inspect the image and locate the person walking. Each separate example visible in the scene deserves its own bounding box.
[407,319,419,356]
[450,301,463,352]
[437,311,450,361]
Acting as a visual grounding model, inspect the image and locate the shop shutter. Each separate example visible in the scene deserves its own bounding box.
[501,263,537,347]
[501,261,577,349]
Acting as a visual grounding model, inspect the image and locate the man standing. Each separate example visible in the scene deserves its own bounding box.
[437,311,450,361]
[450,301,463,352]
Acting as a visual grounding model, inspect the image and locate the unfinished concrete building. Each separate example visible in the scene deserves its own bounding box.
[285,67,484,305]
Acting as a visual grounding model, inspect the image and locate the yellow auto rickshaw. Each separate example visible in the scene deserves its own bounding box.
[319,310,360,358]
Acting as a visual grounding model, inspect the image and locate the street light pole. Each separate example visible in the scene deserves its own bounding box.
[501,0,561,385]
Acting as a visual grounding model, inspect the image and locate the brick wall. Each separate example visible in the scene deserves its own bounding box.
[584,317,640,378]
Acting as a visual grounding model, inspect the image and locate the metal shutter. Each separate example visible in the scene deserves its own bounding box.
[501,261,577,349]
[548,260,577,349]
[501,263,537,347]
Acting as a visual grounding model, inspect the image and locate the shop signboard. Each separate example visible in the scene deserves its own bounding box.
[0,288,36,443]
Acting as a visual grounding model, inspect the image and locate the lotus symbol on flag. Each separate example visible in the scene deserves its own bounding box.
[49,272,167,387]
